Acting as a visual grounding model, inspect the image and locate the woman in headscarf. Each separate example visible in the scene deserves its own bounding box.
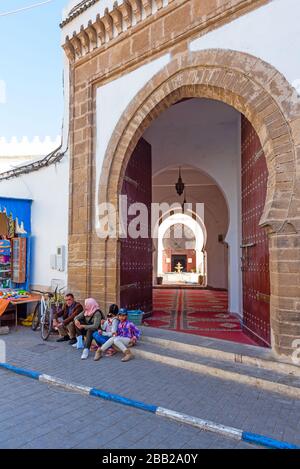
[74,298,104,359]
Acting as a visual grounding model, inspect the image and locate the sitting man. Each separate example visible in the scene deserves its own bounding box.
[53,293,83,344]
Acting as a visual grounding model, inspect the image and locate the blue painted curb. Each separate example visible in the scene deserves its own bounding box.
[90,388,157,413]
[0,361,299,450]
[242,432,300,450]
[0,362,41,380]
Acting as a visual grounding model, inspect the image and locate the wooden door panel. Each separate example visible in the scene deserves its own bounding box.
[241,116,270,346]
[120,138,152,313]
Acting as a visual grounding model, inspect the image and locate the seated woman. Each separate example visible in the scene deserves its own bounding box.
[74,298,104,360]
[92,304,119,355]
[94,308,140,362]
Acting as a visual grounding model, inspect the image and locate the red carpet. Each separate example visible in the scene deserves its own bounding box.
[147,289,258,346]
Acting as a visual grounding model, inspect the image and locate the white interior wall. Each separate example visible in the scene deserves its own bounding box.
[0,157,69,289]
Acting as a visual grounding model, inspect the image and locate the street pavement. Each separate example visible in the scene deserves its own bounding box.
[0,327,299,449]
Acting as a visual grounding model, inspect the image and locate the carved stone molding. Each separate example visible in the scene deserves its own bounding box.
[62,0,174,61]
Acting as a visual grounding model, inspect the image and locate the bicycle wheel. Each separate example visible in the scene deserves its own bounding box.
[41,308,52,341]
[31,302,41,331]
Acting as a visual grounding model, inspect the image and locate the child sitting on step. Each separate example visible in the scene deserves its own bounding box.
[94,308,140,362]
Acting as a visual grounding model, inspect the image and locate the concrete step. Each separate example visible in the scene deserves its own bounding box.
[136,339,300,399]
[140,326,300,377]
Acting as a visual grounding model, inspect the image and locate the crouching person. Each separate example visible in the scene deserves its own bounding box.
[94,308,140,362]
[74,298,104,360]
[54,293,83,344]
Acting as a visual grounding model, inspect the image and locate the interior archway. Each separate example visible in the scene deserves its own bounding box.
[157,213,205,285]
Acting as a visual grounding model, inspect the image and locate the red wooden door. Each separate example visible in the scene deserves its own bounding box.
[241,116,270,346]
[120,138,152,314]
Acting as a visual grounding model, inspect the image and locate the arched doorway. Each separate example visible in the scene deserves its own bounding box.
[90,50,299,357]
[117,94,270,345]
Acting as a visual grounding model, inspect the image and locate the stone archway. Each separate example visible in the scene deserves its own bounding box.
[77,49,300,358]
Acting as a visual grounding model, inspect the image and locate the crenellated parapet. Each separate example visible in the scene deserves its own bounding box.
[0,136,61,157]
[61,0,175,62]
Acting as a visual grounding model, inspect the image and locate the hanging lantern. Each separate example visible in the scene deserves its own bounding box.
[175,167,185,196]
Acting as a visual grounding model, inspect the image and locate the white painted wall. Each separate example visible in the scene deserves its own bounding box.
[190,0,300,89]
[0,156,69,289]
[0,136,61,172]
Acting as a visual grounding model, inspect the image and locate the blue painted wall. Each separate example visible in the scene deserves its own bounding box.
[0,197,32,290]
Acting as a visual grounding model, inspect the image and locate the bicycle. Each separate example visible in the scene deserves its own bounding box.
[31,287,65,340]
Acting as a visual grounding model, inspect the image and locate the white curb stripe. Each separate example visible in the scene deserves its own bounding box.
[39,374,92,395]
[156,407,243,440]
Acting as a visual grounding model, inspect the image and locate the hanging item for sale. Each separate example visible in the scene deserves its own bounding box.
[7,212,15,239]
[0,212,8,237]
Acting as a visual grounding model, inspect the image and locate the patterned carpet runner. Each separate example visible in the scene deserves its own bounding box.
[146,288,258,346]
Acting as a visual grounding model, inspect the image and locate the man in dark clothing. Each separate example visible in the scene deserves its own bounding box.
[53,293,83,344]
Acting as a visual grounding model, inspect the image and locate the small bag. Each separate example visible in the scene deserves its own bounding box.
[76,335,84,349]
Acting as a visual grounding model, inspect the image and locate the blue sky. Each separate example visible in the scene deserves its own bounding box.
[0,0,67,139]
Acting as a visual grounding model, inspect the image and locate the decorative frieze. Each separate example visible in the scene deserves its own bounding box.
[127,0,142,24]
[141,0,152,18]
[62,0,173,62]
[111,3,123,35]
[94,15,106,45]
[86,21,98,50]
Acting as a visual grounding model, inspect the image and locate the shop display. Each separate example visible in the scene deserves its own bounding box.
[0,289,29,300]
[0,240,11,289]
[12,237,26,283]
[0,198,32,323]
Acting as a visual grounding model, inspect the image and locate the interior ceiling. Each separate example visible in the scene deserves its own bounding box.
[144,98,239,140]
[143,97,240,176]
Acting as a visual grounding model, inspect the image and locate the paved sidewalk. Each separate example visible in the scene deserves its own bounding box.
[0,327,300,448]
[0,371,254,449]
